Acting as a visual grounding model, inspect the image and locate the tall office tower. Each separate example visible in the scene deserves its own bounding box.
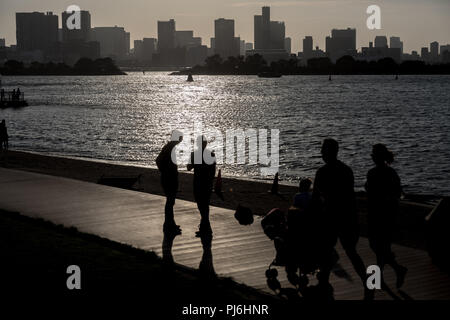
[254,15,263,50]
[270,21,285,49]
[325,28,356,61]
[157,19,176,51]
[430,41,439,62]
[374,36,388,48]
[284,37,291,54]
[175,31,194,47]
[262,6,271,49]
[134,40,143,60]
[303,36,313,56]
[16,12,58,53]
[390,36,403,54]
[214,18,238,58]
[240,39,246,56]
[210,38,216,51]
[142,38,157,61]
[421,47,429,62]
[90,26,129,59]
[61,10,91,43]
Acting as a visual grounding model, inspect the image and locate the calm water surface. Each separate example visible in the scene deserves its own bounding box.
[1,73,449,195]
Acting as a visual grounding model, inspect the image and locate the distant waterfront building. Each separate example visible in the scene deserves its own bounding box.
[359,40,401,63]
[175,30,199,48]
[245,42,253,51]
[134,40,143,60]
[440,44,450,63]
[421,47,429,62]
[284,37,291,54]
[254,6,286,50]
[0,38,5,47]
[302,36,313,61]
[390,36,403,54]
[239,39,246,56]
[374,36,388,48]
[90,26,129,60]
[62,10,91,43]
[142,38,157,62]
[214,18,239,59]
[16,12,59,55]
[325,28,356,62]
[430,41,439,63]
[157,19,176,51]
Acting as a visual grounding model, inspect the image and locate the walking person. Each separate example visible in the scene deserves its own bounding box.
[312,138,370,299]
[0,119,8,150]
[365,144,407,289]
[187,136,216,238]
[156,130,183,235]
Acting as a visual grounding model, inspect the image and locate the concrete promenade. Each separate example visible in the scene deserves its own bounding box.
[1,167,449,300]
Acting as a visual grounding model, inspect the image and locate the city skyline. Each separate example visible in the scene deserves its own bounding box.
[1,0,449,54]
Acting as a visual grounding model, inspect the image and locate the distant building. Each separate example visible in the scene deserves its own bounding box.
[325,28,356,62]
[142,38,157,62]
[0,38,5,47]
[440,45,450,63]
[134,40,143,60]
[90,26,129,60]
[245,42,253,51]
[374,36,388,48]
[254,6,286,50]
[187,45,208,66]
[284,37,291,54]
[245,49,289,64]
[239,39,246,56]
[157,19,176,51]
[214,18,239,59]
[175,31,194,48]
[62,10,91,43]
[430,41,439,63]
[359,41,401,63]
[16,11,59,57]
[302,36,313,62]
[421,47,429,62]
[389,36,403,54]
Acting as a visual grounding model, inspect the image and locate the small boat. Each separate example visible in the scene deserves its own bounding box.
[187,73,194,82]
[258,72,282,78]
[0,90,28,108]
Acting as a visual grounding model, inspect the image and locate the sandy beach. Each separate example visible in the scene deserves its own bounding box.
[0,150,434,249]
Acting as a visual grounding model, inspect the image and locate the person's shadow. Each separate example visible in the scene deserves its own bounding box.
[199,232,216,277]
[162,231,179,264]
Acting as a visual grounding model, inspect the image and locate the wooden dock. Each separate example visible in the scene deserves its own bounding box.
[0,167,449,300]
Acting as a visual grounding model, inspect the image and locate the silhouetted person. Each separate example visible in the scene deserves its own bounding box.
[365,144,407,288]
[156,130,183,235]
[0,119,8,150]
[187,136,216,237]
[312,138,369,298]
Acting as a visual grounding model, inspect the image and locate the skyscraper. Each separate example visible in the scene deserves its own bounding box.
[254,6,286,50]
[284,37,291,54]
[430,41,439,62]
[325,28,356,61]
[390,36,403,54]
[374,36,388,48]
[303,36,313,55]
[61,10,91,43]
[16,12,58,53]
[90,26,129,59]
[157,19,176,51]
[214,18,238,59]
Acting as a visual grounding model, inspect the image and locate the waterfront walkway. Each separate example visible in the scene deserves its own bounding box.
[1,167,449,300]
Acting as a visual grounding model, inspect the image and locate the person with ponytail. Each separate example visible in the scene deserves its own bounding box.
[365,144,408,289]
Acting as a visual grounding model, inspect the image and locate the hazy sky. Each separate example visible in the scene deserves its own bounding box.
[1,0,449,53]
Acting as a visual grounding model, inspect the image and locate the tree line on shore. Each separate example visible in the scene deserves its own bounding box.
[175,54,450,75]
[0,57,126,75]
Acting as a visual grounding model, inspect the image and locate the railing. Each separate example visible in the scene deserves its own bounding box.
[0,91,25,102]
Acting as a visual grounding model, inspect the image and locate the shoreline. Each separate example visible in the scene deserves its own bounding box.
[0,149,437,249]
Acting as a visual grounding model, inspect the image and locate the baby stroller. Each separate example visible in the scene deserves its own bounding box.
[262,207,338,297]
